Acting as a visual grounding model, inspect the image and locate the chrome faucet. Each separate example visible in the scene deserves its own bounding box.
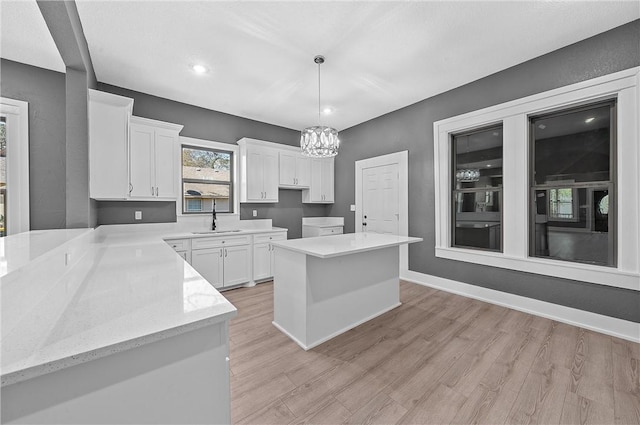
[212,200,217,231]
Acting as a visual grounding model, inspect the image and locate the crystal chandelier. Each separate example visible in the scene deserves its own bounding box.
[300,55,340,157]
[456,169,481,182]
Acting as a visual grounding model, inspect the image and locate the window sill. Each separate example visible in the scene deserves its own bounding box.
[435,246,639,291]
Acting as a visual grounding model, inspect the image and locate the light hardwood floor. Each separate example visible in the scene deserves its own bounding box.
[224,281,640,424]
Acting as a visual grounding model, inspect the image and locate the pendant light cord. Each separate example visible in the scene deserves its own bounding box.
[317,60,322,127]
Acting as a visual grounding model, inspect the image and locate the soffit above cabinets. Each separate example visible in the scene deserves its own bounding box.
[0,0,65,73]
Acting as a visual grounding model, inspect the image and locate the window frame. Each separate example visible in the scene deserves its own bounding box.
[528,99,617,267]
[177,137,239,218]
[450,124,504,252]
[433,67,640,291]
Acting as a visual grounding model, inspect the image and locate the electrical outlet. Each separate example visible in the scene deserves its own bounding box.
[252,210,258,217]
[350,204,356,212]
[135,211,142,220]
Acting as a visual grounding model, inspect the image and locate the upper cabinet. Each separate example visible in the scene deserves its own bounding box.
[237,138,279,203]
[129,117,183,200]
[88,90,133,200]
[279,151,310,189]
[302,157,335,203]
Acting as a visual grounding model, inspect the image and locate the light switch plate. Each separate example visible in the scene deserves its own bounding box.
[135,211,142,220]
[350,204,356,212]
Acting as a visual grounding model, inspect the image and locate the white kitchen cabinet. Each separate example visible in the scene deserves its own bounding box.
[279,151,310,188]
[88,90,133,200]
[190,235,251,289]
[165,238,192,264]
[252,232,287,282]
[237,138,279,203]
[191,248,224,288]
[129,116,183,200]
[302,157,334,203]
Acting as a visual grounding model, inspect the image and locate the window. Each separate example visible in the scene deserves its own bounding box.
[548,188,577,220]
[529,100,616,267]
[433,68,639,290]
[451,125,503,251]
[186,198,202,212]
[182,145,233,214]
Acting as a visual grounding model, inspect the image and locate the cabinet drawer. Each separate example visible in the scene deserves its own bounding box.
[192,235,251,250]
[318,226,343,236]
[164,238,191,251]
[253,232,287,244]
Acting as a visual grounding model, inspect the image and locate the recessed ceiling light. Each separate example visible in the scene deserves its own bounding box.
[538,124,546,130]
[585,117,595,123]
[492,132,499,136]
[191,64,208,74]
[486,164,492,167]
[322,107,334,115]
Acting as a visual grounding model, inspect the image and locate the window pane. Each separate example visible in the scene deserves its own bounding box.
[183,182,230,213]
[532,103,611,185]
[453,191,501,251]
[453,127,503,190]
[533,187,612,266]
[182,147,230,182]
[530,100,615,267]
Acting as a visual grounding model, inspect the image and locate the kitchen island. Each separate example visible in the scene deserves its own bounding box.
[1,226,238,424]
[271,232,422,350]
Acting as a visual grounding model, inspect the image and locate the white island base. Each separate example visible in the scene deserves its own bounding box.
[272,233,421,350]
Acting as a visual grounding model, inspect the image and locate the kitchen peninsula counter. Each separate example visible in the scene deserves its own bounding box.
[1,224,244,424]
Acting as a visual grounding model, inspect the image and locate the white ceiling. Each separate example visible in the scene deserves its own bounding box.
[3,2,638,133]
[0,0,65,72]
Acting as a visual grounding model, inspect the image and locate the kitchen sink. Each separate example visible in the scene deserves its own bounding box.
[192,230,242,234]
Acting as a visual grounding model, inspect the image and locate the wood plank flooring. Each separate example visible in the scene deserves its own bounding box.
[224,281,640,424]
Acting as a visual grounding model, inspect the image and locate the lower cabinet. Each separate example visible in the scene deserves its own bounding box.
[191,245,251,289]
[253,232,287,282]
[166,231,287,289]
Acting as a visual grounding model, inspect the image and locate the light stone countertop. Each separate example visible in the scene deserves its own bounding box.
[0,223,286,386]
[271,232,422,259]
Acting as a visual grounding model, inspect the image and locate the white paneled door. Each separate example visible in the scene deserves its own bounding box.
[362,163,399,234]
[355,151,409,272]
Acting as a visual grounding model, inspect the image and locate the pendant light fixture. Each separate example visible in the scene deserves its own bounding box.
[300,55,340,157]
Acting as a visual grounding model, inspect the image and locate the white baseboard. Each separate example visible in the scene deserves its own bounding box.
[401,270,640,343]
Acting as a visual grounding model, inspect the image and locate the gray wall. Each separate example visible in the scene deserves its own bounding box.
[240,189,330,239]
[328,20,640,322]
[96,201,176,225]
[95,83,328,238]
[0,59,67,230]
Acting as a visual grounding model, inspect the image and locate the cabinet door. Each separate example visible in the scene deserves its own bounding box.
[89,98,130,199]
[191,248,224,289]
[223,245,251,287]
[296,155,311,187]
[177,250,191,264]
[263,150,279,201]
[279,152,297,186]
[129,124,155,198]
[253,242,271,281]
[154,129,177,199]
[321,158,334,203]
[308,158,323,202]
[246,150,265,201]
